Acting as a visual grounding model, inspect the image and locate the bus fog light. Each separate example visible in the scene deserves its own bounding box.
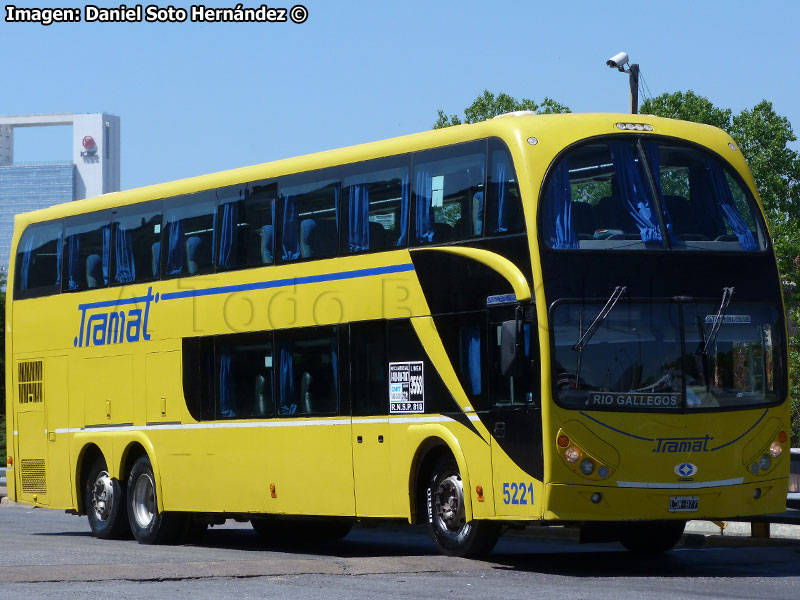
[753,488,762,499]
[597,465,610,479]
[750,463,759,475]
[759,454,771,471]
[564,446,581,463]
[769,441,782,458]
[580,459,595,475]
[591,492,602,504]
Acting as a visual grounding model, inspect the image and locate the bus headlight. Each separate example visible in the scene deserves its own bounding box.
[597,465,610,479]
[580,459,595,475]
[565,446,581,463]
[769,441,783,458]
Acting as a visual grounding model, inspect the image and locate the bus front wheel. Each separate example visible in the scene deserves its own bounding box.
[85,457,130,539]
[425,455,500,557]
[127,456,184,544]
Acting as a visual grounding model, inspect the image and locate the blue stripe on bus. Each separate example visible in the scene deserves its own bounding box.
[578,411,656,442]
[160,263,416,302]
[710,408,769,452]
[78,293,155,311]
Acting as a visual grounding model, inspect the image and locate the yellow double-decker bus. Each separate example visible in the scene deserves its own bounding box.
[5,113,791,556]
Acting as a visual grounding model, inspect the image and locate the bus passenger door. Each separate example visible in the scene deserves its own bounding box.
[487,307,544,517]
[349,322,394,517]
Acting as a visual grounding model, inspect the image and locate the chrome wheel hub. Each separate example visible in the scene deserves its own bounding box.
[91,471,114,522]
[132,472,156,529]
[434,474,466,532]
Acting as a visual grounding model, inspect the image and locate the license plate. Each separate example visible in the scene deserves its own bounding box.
[669,496,699,512]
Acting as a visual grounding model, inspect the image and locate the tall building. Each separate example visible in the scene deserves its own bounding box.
[0,113,121,269]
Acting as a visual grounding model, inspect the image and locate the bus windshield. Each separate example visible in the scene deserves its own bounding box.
[541,137,766,252]
[552,301,781,411]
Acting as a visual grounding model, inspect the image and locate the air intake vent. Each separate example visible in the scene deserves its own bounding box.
[18,360,43,405]
[20,458,47,494]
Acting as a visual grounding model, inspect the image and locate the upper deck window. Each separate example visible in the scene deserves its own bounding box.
[14,222,62,298]
[541,137,767,252]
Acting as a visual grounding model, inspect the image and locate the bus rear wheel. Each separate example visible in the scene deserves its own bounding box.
[85,457,130,539]
[619,520,686,553]
[425,455,500,557]
[127,456,184,544]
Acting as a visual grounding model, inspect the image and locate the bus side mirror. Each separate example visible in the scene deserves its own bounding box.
[500,320,526,378]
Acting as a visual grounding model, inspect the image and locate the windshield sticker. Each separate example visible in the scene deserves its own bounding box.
[389,361,424,413]
[704,314,751,324]
[587,392,680,409]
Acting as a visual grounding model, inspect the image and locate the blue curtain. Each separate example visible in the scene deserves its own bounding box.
[67,236,80,290]
[397,173,409,246]
[219,350,234,418]
[492,156,508,234]
[415,168,434,243]
[278,343,296,415]
[102,226,110,286]
[643,143,677,244]
[282,194,300,260]
[114,224,136,283]
[544,159,578,249]
[330,337,339,400]
[459,326,482,396]
[348,184,370,252]
[218,201,239,269]
[166,216,185,275]
[706,160,758,250]
[19,233,36,290]
[609,142,662,243]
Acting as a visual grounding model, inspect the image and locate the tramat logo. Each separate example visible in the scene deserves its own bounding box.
[74,287,158,348]
[652,435,713,453]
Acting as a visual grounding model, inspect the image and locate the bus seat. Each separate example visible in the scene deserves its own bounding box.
[151,241,161,278]
[259,225,274,264]
[186,236,202,274]
[300,218,316,258]
[571,201,597,236]
[86,254,103,288]
[254,373,273,417]
[663,194,692,233]
[368,220,387,249]
[433,222,454,243]
[300,371,313,414]
[597,195,637,233]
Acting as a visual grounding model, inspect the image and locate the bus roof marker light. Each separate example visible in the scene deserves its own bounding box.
[527,137,539,145]
[729,143,738,151]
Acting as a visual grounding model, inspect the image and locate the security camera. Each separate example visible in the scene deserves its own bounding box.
[606,51,629,70]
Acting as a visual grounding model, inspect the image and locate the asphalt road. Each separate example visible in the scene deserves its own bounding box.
[1,502,799,599]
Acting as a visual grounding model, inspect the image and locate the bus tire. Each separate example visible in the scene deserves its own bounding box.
[425,455,500,557]
[85,457,130,539]
[619,520,686,553]
[127,456,184,544]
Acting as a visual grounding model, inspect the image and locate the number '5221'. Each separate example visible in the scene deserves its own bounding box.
[502,482,534,505]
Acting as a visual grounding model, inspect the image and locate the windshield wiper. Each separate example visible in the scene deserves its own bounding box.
[571,286,626,390]
[700,287,735,355]
[573,286,627,352]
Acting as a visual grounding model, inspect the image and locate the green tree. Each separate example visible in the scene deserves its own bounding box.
[643,91,800,444]
[433,90,570,129]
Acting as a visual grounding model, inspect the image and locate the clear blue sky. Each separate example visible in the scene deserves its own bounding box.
[3,0,799,191]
